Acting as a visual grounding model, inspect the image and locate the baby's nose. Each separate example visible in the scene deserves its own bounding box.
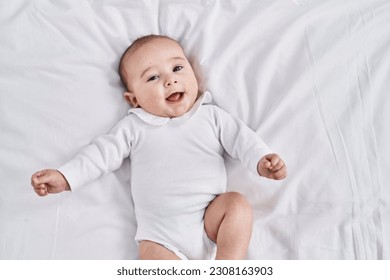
[165,79,178,87]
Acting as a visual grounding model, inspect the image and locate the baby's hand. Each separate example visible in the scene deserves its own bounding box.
[31,169,70,196]
[257,154,287,180]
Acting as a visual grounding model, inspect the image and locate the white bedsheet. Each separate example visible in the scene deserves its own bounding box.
[0,0,389,259]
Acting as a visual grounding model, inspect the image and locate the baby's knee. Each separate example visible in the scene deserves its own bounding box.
[224,192,253,220]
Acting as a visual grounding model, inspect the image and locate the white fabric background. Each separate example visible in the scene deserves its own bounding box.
[0,0,389,259]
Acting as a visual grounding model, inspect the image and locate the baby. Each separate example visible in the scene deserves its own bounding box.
[31,35,287,260]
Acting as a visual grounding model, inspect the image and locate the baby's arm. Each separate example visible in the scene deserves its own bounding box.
[213,106,287,180]
[31,116,135,196]
[257,153,287,180]
[31,169,70,196]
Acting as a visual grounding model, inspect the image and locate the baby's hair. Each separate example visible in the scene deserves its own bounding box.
[118,34,180,90]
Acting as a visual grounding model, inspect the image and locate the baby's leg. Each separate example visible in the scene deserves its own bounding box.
[204,192,253,259]
[138,240,181,260]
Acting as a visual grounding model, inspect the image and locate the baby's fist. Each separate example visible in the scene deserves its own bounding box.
[31,169,70,196]
[257,154,287,180]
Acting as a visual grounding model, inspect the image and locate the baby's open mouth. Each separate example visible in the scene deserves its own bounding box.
[166,92,184,102]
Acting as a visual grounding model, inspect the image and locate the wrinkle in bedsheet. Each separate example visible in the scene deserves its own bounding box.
[303,0,385,259]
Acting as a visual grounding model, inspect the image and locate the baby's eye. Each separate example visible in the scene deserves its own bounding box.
[147,75,159,82]
[173,66,183,72]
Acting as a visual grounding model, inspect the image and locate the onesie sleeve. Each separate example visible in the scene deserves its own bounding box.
[213,106,272,175]
[57,116,135,191]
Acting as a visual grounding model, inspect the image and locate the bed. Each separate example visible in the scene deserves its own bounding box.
[0,0,389,260]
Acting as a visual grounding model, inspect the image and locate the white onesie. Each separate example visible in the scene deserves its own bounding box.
[58,92,272,259]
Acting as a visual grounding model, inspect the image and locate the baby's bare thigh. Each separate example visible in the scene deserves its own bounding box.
[138,240,181,260]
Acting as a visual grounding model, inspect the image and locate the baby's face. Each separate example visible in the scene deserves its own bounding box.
[122,38,199,118]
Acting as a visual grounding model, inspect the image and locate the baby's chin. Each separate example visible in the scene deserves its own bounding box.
[164,108,191,118]
[142,107,186,118]
[164,99,197,118]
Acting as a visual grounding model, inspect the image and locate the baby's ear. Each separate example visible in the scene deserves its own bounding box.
[124,92,139,107]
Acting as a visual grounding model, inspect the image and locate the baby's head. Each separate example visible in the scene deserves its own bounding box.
[119,35,199,118]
